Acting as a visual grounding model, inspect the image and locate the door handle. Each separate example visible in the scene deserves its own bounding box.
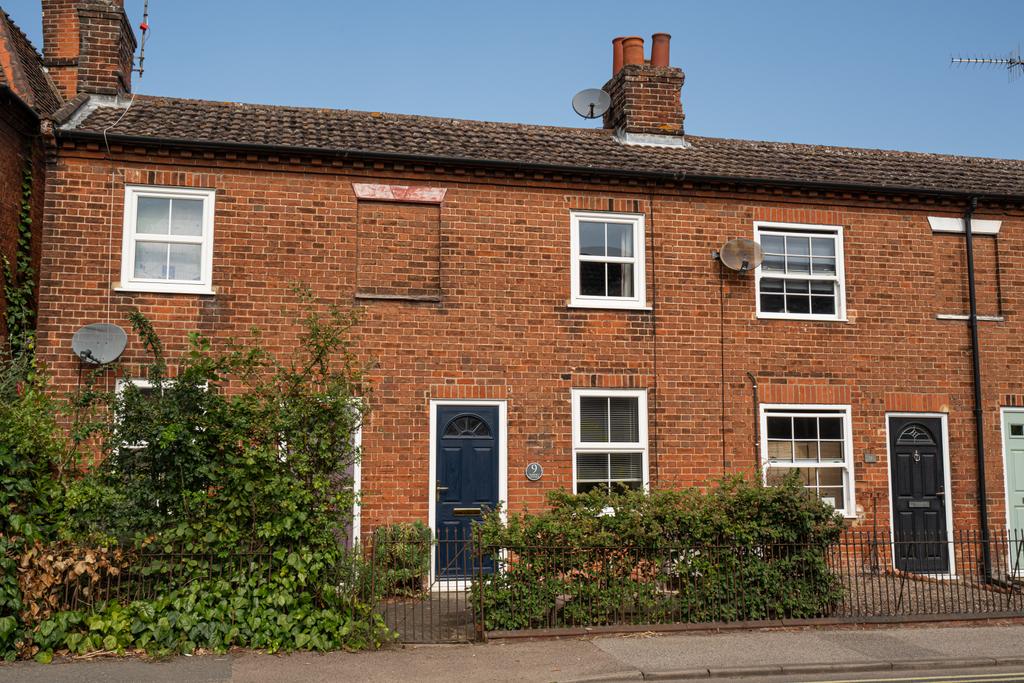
[436,483,449,502]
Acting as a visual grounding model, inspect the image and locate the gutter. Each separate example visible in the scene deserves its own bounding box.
[964,196,993,582]
[54,127,1024,204]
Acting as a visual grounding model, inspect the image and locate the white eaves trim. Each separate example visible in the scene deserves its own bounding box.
[928,216,1002,235]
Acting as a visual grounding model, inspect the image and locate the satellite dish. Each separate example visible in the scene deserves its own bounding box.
[717,238,764,272]
[71,322,128,365]
[572,88,611,119]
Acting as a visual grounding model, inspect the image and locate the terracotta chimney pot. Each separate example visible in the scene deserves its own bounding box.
[651,33,671,67]
[622,36,644,67]
[612,36,625,75]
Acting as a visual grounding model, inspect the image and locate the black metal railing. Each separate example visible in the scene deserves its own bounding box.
[472,529,1024,634]
[18,528,1024,645]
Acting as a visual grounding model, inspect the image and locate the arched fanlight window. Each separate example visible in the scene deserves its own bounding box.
[443,415,492,439]
[897,423,936,446]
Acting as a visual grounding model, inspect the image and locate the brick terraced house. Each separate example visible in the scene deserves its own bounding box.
[7,2,1024,577]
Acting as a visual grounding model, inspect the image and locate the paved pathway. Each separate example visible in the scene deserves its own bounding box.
[2,622,1024,682]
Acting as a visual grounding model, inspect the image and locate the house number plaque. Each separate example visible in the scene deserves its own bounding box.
[525,463,544,481]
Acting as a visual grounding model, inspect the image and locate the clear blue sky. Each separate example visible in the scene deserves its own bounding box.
[7,0,1024,158]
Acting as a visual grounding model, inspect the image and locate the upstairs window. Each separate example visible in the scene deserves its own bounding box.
[120,186,215,294]
[570,211,646,309]
[755,222,845,321]
[572,389,648,493]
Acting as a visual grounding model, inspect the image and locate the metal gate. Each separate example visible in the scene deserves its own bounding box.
[368,526,484,643]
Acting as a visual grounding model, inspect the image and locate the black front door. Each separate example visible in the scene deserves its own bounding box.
[889,416,949,573]
[435,405,499,578]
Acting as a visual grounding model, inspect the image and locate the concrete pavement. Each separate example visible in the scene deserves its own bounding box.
[1,622,1023,682]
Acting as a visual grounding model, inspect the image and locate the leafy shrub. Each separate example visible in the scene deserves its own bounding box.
[371,522,432,597]
[0,356,70,660]
[4,289,388,661]
[471,476,844,631]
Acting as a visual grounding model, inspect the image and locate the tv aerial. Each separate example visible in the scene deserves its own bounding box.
[572,88,611,119]
[952,47,1024,80]
[71,322,128,365]
[714,238,764,273]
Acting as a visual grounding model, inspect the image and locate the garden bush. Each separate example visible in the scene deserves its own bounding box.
[370,522,432,597]
[3,289,392,661]
[471,476,845,631]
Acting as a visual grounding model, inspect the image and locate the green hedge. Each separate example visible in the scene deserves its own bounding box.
[471,476,845,631]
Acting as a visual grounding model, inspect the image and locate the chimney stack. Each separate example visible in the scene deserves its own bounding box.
[42,0,137,99]
[604,33,686,141]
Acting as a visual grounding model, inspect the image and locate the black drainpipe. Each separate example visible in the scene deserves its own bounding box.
[964,196,992,582]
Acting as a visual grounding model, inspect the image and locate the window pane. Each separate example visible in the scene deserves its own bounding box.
[615,479,642,491]
[766,416,792,439]
[579,397,608,443]
[576,452,609,480]
[168,244,202,281]
[785,280,810,294]
[765,467,788,485]
[761,294,785,312]
[609,452,642,480]
[818,417,843,440]
[787,295,810,314]
[767,440,792,461]
[812,258,836,275]
[793,417,817,439]
[787,236,810,255]
[761,235,785,254]
[136,197,170,234]
[819,441,844,460]
[577,481,606,494]
[787,256,811,273]
[763,254,786,272]
[818,487,843,509]
[170,198,204,236]
[579,222,605,256]
[134,242,167,279]
[811,237,835,257]
[794,441,818,460]
[606,263,633,297]
[811,296,835,315]
[609,397,639,442]
[761,278,784,293]
[809,280,835,294]
[818,467,844,486]
[606,223,633,257]
[580,261,605,296]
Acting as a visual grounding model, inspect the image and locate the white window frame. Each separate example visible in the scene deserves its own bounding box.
[759,403,856,518]
[569,211,647,310]
[571,388,649,493]
[753,221,846,321]
[119,185,216,295]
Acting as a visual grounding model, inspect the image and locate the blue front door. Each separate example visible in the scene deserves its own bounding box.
[435,405,499,578]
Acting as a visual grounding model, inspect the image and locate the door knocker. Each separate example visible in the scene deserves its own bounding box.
[913,449,921,462]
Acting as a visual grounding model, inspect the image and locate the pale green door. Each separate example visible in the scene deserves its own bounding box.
[1003,411,1024,571]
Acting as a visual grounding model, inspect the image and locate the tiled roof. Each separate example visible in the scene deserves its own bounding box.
[0,11,63,115]
[67,95,1024,199]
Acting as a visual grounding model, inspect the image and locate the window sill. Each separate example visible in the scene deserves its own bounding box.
[568,301,652,312]
[757,313,848,323]
[114,284,216,296]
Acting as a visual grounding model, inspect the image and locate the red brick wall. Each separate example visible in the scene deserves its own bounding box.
[34,142,1024,540]
[0,94,43,349]
[41,0,136,98]
[603,64,685,136]
[357,200,441,299]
